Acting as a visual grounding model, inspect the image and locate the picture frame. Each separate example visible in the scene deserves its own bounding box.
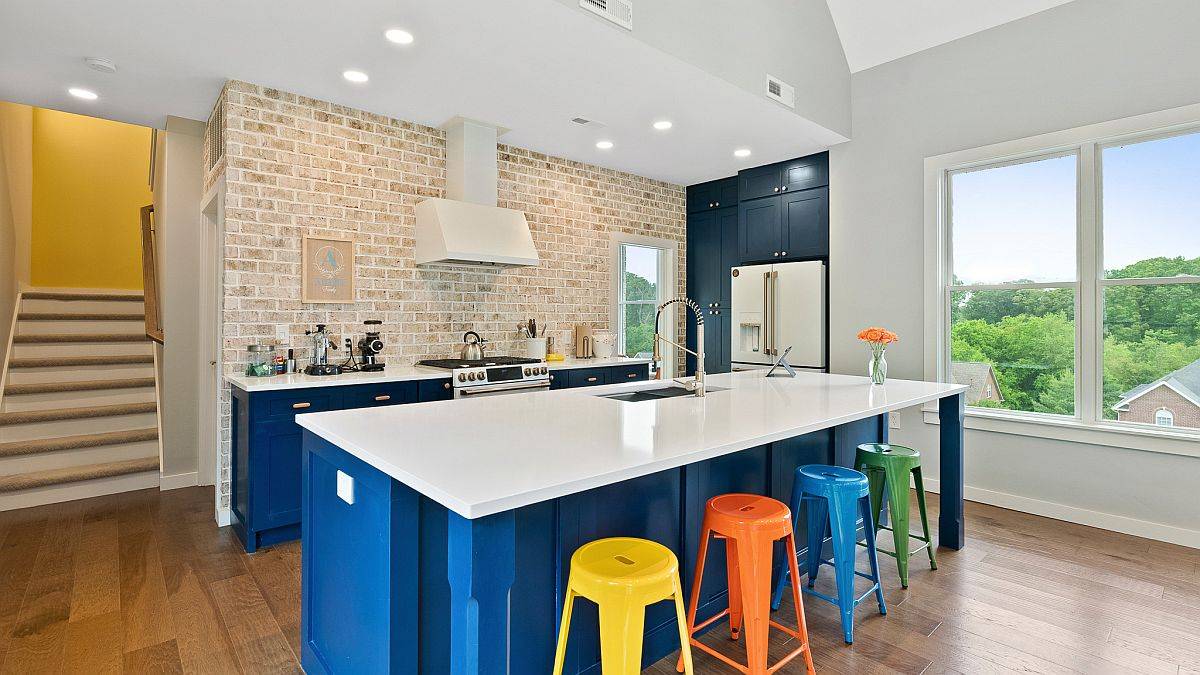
[301,234,356,304]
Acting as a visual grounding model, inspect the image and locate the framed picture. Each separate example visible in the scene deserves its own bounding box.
[301,234,356,303]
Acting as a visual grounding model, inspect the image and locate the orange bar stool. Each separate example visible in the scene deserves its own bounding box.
[677,494,816,675]
[552,537,694,675]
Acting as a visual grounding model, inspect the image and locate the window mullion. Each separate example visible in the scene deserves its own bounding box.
[1077,143,1101,424]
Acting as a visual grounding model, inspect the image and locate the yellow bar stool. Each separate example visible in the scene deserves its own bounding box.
[553,537,695,675]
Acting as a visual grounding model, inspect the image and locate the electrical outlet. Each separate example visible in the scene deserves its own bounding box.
[889,412,900,430]
[275,325,289,344]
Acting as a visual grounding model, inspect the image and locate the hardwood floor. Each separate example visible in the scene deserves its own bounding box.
[0,487,1197,674]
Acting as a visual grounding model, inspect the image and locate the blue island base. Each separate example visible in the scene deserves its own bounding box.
[300,402,964,674]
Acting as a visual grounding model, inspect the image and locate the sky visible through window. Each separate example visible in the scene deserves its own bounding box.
[951,131,1200,284]
[622,244,659,291]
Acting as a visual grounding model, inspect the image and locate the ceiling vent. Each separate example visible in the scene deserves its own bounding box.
[765,74,795,109]
[570,116,606,128]
[579,0,633,30]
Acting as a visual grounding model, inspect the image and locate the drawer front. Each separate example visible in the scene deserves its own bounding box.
[418,378,454,401]
[611,364,649,383]
[567,368,610,388]
[261,389,341,420]
[341,381,418,409]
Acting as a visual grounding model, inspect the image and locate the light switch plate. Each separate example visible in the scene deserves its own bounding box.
[275,325,290,344]
[336,470,355,505]
[889,412,900,430]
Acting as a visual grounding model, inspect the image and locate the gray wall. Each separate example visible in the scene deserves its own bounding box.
[154,117,205,483]
[830,0,1200,541]
[557,0,851,138]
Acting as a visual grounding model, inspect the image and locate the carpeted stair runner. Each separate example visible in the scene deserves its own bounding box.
[0,402,158,426]
[0,457,159,493]
[20,291,145,302]
[7,355,154,369]
[0,428,158,458]
[4,377,156,396]
[12,333,149,343]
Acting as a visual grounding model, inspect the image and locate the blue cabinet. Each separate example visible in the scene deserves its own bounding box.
[687,177,737,213]
[567,367,609,388]
[734,153,829,264]
[231,376,451,553]
[783,187,829,260]
[738,197,783,263]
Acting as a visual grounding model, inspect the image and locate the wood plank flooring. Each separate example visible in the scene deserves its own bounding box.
[0,487,1197,673]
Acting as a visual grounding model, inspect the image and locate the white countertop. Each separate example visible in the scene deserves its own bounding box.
[225,356,652,392]
[295,370,966,519]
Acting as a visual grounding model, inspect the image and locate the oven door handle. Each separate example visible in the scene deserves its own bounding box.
[458,380,551,395]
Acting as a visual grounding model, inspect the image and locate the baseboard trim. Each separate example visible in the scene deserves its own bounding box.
[160,471,198,490]
[923,477,1200,550]
[216,506,231,527]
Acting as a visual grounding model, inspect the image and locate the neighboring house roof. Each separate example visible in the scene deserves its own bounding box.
[951,361,1003,404]
[1112,358,1200,411]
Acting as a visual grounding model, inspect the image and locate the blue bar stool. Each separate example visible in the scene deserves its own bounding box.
[771,464,886,643]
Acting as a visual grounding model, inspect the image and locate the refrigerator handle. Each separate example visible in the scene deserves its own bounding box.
[762,271,771,355]
[770,270,779,356]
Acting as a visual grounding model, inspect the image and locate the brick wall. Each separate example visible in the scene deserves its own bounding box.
[1117,385,1200,429]
[206,81,686,510]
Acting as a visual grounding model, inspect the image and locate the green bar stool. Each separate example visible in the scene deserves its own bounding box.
[854,443,937,588]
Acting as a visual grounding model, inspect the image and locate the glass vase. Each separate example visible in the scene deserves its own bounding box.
[868,347,887,385]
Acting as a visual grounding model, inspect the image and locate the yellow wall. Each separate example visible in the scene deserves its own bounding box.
[31,108,151,289]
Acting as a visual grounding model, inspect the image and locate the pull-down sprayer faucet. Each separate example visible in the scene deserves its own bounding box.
[653,297,705,397]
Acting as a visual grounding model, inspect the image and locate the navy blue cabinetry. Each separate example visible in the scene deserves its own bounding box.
[686,180,739,375]
[232,376,453,553]
[687,177,738,213]
[231,385,343,553]
[783,187,829,260]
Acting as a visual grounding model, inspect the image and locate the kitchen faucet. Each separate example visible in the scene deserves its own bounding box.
[653,297,705,397]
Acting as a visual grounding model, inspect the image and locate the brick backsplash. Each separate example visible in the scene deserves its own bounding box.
[207,81,687,510]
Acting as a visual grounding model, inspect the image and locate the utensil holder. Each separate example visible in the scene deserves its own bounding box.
[527,337,549,359]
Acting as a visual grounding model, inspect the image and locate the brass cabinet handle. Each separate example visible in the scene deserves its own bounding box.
[374,395,391,402]
[443,382,451,389]
[587,376,598,382]
[550,374,555,380]
[627,372,638,378]
[292,402,311,409]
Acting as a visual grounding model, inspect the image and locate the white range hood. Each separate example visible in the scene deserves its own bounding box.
[415,118,539,267]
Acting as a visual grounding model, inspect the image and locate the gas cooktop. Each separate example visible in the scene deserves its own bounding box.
[417,356,541,370]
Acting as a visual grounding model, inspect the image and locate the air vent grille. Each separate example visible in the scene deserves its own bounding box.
[570,116,606,128]
[206,100,225,170]
[579,0,633,30]
[765,74,795,109]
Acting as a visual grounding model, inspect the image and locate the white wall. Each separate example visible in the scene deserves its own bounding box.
[153,116,205,485]
[555,0,851,139]
[830,0,1200,546]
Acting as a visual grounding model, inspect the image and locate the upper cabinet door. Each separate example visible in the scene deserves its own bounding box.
[718,207,739,305]
[739,197,781,263]
[715,178,739,208]
[781,188,829,260]
[780,154,829,193]
[687,177,737,213]
[687,182,717,213]
[738,165,783,201]
[686,210,722,305]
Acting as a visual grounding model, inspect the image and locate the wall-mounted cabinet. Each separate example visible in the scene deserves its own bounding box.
[686,152,829,375]
[686,177,739,213]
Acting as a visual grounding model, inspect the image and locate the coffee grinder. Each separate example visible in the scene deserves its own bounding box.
[355,320,386,371]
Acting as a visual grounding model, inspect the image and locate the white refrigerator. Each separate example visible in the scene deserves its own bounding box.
[730,261,826,371]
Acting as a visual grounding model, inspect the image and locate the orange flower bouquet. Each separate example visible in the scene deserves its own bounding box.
[857,327,898,385]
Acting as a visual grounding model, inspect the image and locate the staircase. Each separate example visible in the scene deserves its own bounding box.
[0,290,161,510]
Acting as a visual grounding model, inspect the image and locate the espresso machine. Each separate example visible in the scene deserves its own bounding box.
[303,324,341,376]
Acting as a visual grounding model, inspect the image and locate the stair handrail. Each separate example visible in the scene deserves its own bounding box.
[140,205,164,344]
[0,290,22,410]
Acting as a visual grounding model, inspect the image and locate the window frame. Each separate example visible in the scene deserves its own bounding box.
[923,102,1200,456]
[610,233,677,376]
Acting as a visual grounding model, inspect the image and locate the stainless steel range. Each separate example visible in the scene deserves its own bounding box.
[417,356,550,398]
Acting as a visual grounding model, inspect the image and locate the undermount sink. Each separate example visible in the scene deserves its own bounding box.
[598,385,726,402]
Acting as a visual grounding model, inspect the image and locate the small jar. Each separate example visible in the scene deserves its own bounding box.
[245,344,278,377]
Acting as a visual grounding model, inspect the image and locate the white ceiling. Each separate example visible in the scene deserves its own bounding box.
[0,0,846,186]
[825,0,1078,72]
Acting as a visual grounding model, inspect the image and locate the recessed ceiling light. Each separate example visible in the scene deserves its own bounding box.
[595,140,614,150]
[653,120,673,131]
[342,70,369,83]
[733,148,752,158]
[68,87,98,101]
[384,28,414,45]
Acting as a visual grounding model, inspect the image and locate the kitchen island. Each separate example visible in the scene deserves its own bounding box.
[295,370,966,674]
